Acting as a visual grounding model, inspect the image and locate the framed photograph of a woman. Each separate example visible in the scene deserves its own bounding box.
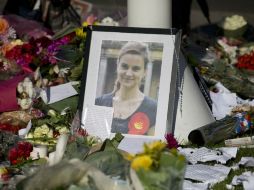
[79,26,181,140]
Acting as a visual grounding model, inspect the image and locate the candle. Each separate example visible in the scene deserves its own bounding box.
[33,145,48,158]
[127,0,171,28]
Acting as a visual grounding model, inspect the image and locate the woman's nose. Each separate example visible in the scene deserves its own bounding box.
[125,69,133,76]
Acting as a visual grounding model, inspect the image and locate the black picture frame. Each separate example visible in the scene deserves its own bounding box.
[78,25,181,140]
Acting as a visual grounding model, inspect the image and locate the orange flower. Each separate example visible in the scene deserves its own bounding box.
[1,40,23,55]
[0,18,9,35]
[1,43,14,55]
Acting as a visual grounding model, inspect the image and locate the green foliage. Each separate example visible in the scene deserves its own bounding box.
[84,135,128,180]
[64,137,90,160]
[136,152,186,190]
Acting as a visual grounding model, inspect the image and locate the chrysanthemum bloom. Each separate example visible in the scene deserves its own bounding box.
[131,155,153,171]
[0,18,9,35]
[145,141,166,152]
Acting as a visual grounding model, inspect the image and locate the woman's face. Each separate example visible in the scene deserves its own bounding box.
[117,53,146,89]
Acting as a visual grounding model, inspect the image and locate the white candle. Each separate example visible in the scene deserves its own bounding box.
[33,145,48,158]
[127,0,171,28]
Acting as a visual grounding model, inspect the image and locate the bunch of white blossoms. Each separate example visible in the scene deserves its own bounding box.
[99,17,119,26]
[17,77,35,110]
[222,15,247,30]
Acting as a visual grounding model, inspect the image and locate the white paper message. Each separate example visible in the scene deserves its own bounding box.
[47,82,78,104]
[185,164,231,185]
[179,147,238,164]
[81,105,113,141]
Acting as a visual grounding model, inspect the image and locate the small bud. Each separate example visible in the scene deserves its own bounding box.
[53,65,59,74]
[17,82,24,94]
[48,109,57,117]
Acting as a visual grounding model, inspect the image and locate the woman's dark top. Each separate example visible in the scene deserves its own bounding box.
[95,93,157,135]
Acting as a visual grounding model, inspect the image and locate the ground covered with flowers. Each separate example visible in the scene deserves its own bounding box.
[1,13,254,190]
[0,15,187,190]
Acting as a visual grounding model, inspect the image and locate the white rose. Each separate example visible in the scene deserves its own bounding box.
[34,124,50,138]
[223,15,247,30]
[100,17,119,26]
[17,82,24,94]
[20,98,32,110]
[24,83,34,98]
[47,129,54,138]
[23,77,31,83]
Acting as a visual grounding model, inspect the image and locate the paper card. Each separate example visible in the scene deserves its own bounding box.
[239,157,254,167]
[185,164,231,185]
[231,171,254,190]
[183,180,209,190]
[81,105,113,141]
[179,147,237,165]
[46,82,78,104]
[18,120,32,138]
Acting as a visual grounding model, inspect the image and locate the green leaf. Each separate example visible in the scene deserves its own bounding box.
[49,95,79,114]
[56,46,83,64]
[68,58,84,81]
[52,24,77,40]
[84,139,129,180]
[110,133,124,148]
[135,152,186,190]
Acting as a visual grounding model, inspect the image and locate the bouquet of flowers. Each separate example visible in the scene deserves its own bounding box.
[14,133,186,190]
[186,19,254,99]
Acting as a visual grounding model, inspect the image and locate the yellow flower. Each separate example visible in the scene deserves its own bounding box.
[123,152,135,161]
[131,155,153,171]
[11,39,23,46]
[145,141,166,152]
[75,27,86,38]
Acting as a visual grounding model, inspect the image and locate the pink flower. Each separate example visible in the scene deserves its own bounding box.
[165,133,179,149]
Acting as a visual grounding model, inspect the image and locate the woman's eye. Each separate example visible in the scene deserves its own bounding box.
[132,66,141,72]
[121,64,128,70]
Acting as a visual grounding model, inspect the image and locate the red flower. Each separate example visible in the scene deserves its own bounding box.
[8,141,33,165]
[236,51,254,70]
[0,123,24,134]
[165,133,179,149]
[77,128,88,136]
[128,112,150,135]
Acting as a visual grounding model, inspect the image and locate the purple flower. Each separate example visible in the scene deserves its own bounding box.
[165,133,179,149]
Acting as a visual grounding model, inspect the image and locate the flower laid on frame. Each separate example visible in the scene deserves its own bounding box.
[126,141,167,171]
[165,133,179,149]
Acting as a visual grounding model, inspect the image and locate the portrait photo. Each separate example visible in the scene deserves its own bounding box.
[95,40,163,136]
[80,26,180,140]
